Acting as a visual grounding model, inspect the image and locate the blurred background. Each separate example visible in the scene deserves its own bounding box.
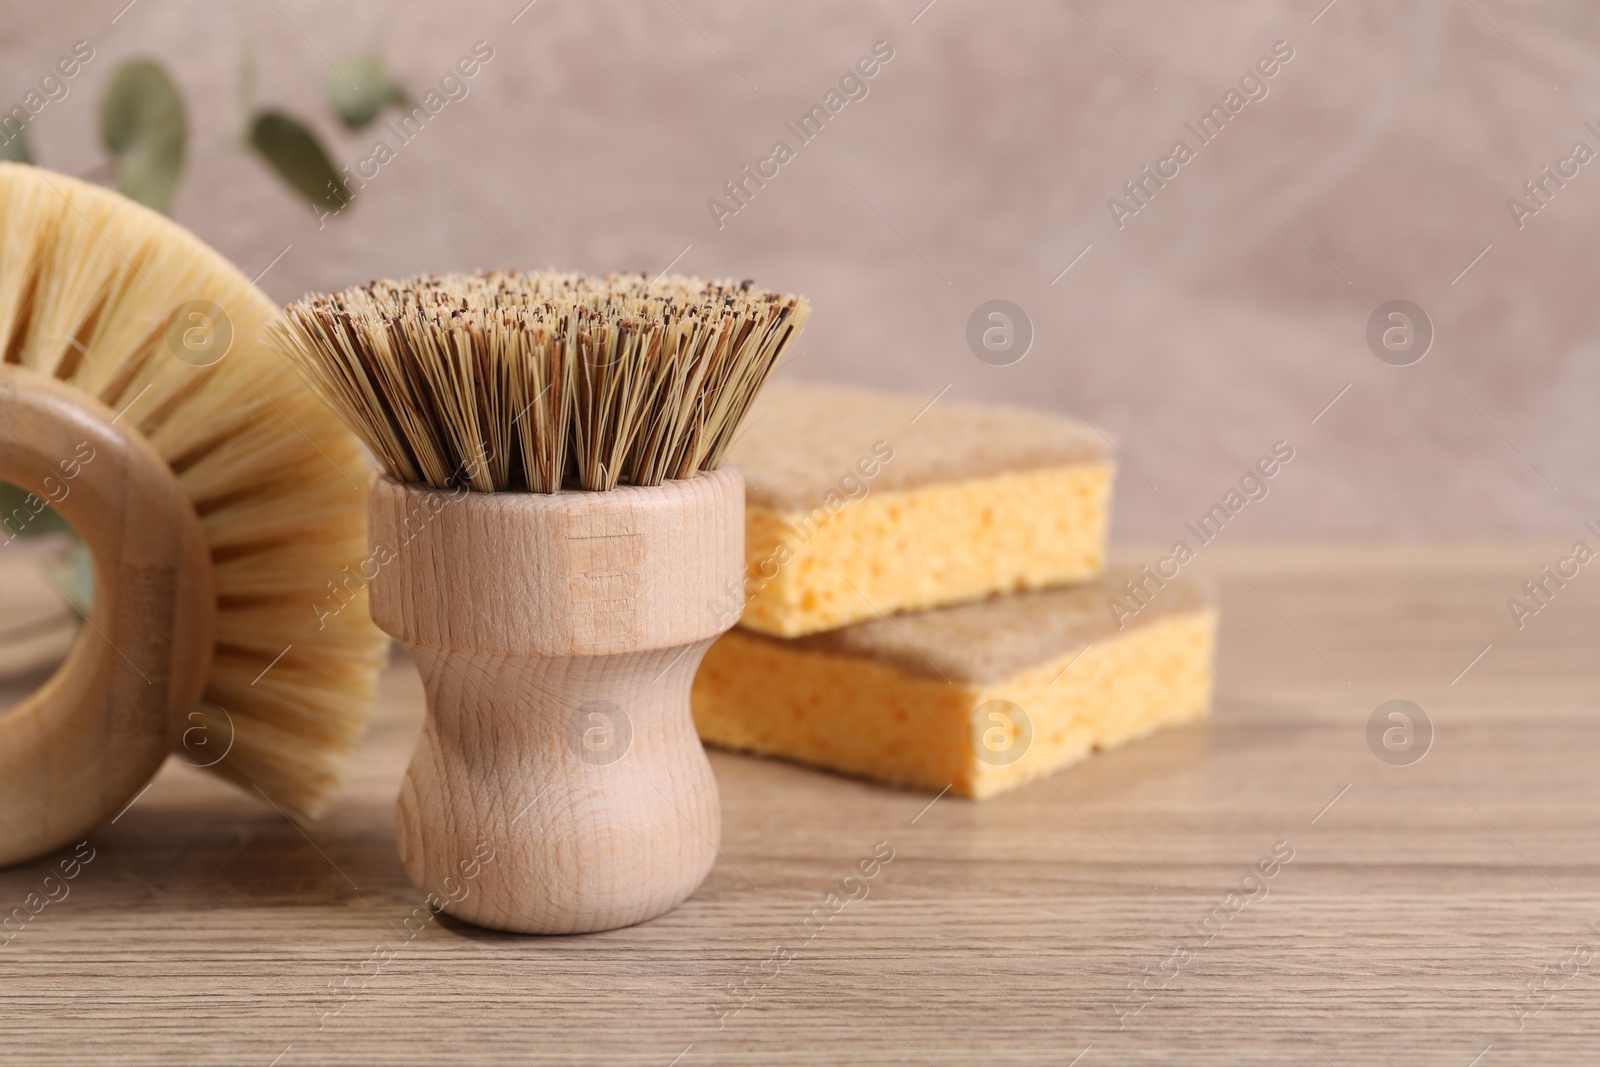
[6,0,1595,545]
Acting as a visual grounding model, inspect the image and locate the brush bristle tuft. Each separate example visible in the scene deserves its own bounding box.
[0,162,387,820]
[269,272,810,492]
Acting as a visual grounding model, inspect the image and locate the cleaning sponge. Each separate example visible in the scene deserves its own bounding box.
[726,384,1114,637]
[693,569,1216,798]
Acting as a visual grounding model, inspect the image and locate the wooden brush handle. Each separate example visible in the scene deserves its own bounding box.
[368,466,743,934]
[0,366,214,866]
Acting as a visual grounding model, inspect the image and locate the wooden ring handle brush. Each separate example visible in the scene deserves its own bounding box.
[0,366,213,865]
[0,163,386,867]
[271,271,809,933]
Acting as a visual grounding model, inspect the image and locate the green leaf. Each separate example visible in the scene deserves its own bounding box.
[0,482,69,539]
[0,124,32,165]
[248,111,350,211]
[100,59,187,212]
[327,55,406,130]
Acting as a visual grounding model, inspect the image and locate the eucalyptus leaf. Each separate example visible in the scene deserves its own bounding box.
[327,55,406,130]
[0,124,32,165]
[100,60,187,212]
[248,111,350,211]
[0,482,68,540]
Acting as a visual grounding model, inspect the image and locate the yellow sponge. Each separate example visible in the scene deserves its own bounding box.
[693,570,1216,799]
[724,385,1112,637]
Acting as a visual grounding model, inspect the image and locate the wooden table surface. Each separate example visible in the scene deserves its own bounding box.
[3,545,1599,1065]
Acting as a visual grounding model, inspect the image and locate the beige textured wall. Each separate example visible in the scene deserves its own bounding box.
[6,1,1597,543]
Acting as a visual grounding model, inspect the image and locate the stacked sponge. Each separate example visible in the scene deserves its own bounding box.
[691,384,1216,799]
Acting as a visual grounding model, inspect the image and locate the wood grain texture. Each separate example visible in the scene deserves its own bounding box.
[367,467,742,933]
[1,545,1599,1064]
[0,365,213,867]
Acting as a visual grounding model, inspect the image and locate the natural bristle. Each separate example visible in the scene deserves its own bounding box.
[269,271,811,493]
[0,162,387,820]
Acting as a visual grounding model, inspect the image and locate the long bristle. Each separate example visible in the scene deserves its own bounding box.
[268,272,810,492]
[0,162,387,820]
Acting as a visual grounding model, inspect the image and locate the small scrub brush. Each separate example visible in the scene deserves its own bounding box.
[271,270,808,933]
